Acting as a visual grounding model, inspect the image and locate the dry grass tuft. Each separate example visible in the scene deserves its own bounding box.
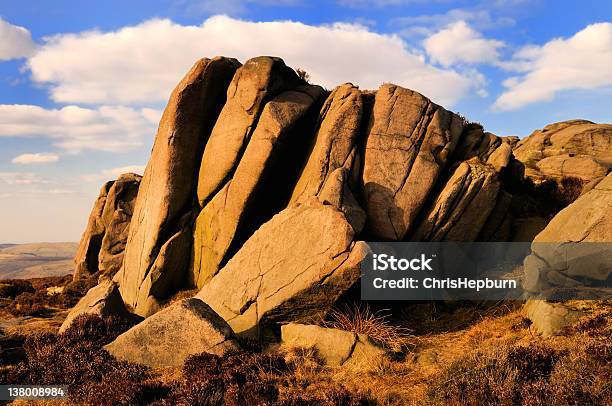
[324,303,413,352]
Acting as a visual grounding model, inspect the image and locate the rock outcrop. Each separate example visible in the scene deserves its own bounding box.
[513,120,612,184]
[116,57,240,317]
[197,199,369,338]
[73,173,141,280]
[104,298,239,367]
[281,323,388,368]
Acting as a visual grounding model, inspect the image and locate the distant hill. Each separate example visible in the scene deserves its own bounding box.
[0,243,77,280]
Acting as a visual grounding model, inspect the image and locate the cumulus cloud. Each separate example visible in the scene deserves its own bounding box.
[0,18,37,60]
[12,153,60,164]
[0,172,47,185]
[27,15,480,107]
[81,165,146,182]
[424,21,505,66]
[495,23,612,110]
[0,104,158,153]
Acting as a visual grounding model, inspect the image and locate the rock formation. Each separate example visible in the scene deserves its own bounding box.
[67,55,610,348]
[73,173,141,280]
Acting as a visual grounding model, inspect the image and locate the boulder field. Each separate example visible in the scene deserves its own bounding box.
[65,56,611,365]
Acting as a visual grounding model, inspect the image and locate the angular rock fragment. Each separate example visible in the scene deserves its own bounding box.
[197,199,369,338]
[362,84,464,240]
[104,298,239,368]
[117,57,240,317]
[191,83,325,286]
[412,157,501,241]
[281,323,388,368]
[59,280,140,333]
[522,300,585,337]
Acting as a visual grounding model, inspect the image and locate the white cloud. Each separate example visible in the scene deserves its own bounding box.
[424,21,505,66]
[0,172,47,185]
[27,15,480,107]
[495,23,612,110]
[0,104,158,153]
[81,165,146,182]
[0,18,37,60]
[12,152,60,164]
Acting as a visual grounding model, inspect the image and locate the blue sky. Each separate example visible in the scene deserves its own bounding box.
[0,0,611,242]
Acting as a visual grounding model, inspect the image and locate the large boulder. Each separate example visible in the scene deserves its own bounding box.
[59,280,140,333]
[104,298,239,368]
[73,174,141,280]
[513,120,612,183]
[116,57,240,317]
[191,83,325,287]
[197,199,369,338]
[281,323,388,368]
[362,84,464,240]
[522,300,585,337]
[412,157,501,241]
[523,173,612,292]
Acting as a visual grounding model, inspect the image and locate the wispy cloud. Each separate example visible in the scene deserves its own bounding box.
[12,152,60,164]
[0,172,48,185]
[0,104,158,153]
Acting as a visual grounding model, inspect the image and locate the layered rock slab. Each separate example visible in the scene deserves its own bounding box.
[117,57,240,317]
[362,84,464,240]
[104,298,239,368]
[412,157,501,241]
[74,173,141,280]
[191,83,325,287]
[197,199,369,338]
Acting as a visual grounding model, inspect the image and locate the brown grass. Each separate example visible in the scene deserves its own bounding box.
[323,304,413,352]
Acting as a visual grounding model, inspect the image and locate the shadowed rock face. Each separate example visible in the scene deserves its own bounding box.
[362,84,465,241]
[73,173,141,281]
[116,57,240,317]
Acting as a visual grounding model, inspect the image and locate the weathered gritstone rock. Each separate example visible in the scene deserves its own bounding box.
[290,84,363,206]
[98,173,141,277]
[197,200,369,338]
[535,154,610,182]
[362,84,464,240]
[74,174,141,280]
[196,56,303,206]
[412,157,501,241]
[59,280,141,333]
[523,173,612,292]
[104,298,239,368]
[191,84,325,287]
[513,120,612,182]
[73,181,113,280]
[317,168,367,234]
[281,323,388,368]
[522,300,585,337]
[117,57,239,317]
